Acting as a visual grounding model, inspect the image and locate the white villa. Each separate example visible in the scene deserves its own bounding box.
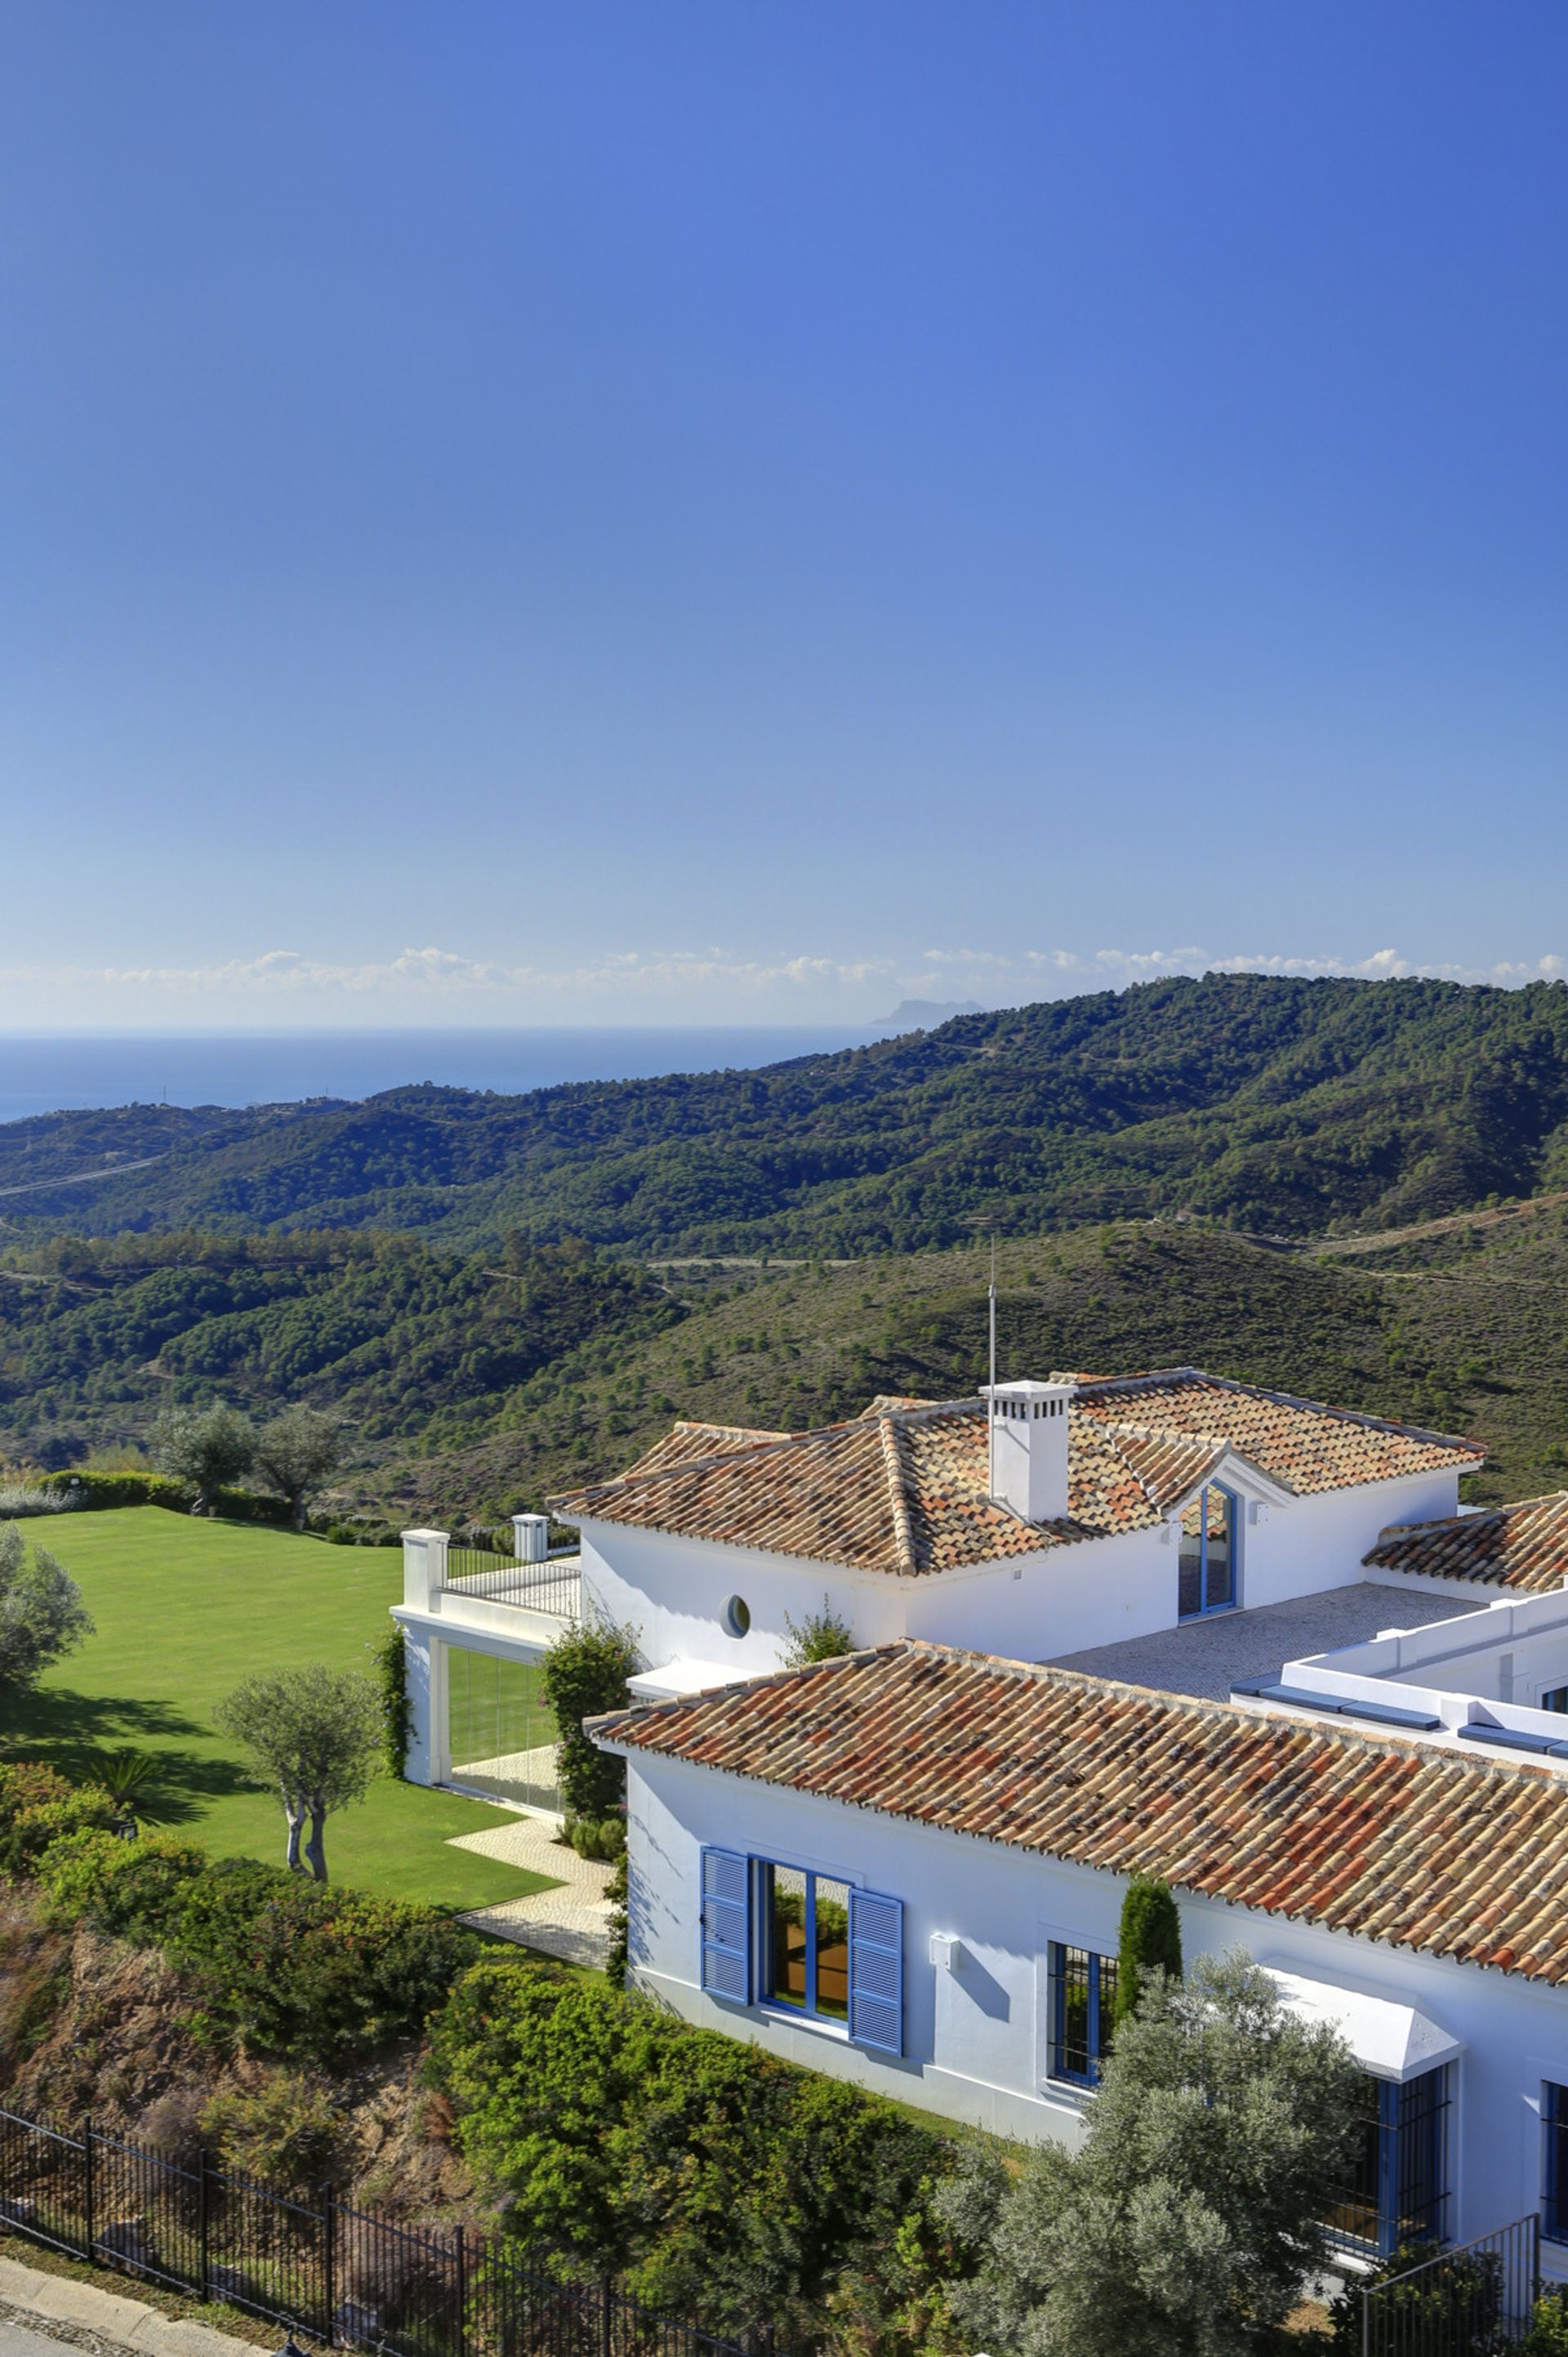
[394,1368,1568,2269]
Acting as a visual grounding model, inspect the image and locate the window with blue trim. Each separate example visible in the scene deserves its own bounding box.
[760,1862,850,2022]
[1545,2083,1568,2242]
[1544,1688,1568,1716]
[1178,1483,1238,1619]
[1049,1943,1118,2086]
[1325,2067,1450,2256]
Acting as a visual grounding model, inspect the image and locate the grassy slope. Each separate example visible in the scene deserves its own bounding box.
[390,1216,1568,1518]
[7,1508,559,1911]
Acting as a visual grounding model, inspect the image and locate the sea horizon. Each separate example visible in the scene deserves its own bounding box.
[0,1021,902,1123]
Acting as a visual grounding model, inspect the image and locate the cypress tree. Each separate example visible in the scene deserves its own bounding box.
[1113,1874,1183,2030]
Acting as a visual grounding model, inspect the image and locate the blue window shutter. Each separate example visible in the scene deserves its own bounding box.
[700,1847,751,2002]
[849,1888,903,2054]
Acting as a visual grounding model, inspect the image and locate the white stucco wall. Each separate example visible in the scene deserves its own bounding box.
[617,1745,1568,2256]
[573,1466,1465,1681]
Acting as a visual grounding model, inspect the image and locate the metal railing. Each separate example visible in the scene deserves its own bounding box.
[1359,2214,1541,2356]
[444,1536,582,1619]
[0,2105,777,2357]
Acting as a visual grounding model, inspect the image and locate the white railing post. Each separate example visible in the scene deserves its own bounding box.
[401,1527,450,1611]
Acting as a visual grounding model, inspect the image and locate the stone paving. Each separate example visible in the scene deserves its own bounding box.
[448,1809,615,1968]
[1046,1580,1481,1704]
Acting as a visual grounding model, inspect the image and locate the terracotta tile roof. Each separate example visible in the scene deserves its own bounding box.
[1365,1492,1568,1593]
[551,1372,1481,1578]
[1067,1369,1481,1497]
[620,1421,794,1481]
[592,1641,1568,1988]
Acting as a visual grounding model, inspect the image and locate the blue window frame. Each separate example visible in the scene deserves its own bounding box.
[759,1860,852,2023]
[1546,2083,1568,2242]
[1049,1942,1118,2086]
[1544,1688,1568,1716]
[1325,2067,1450,2256]
[1179,1482,1239,1619]
[729,1860,905,2054]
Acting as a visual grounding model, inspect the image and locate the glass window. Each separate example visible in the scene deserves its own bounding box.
[448,1647,559,1811]
[1179,1483,1238,1619]
[1049,1943,1119,2087]
[1543,1688,1568,1715]
[1324,2066,1450,2256]
[1546,2083,1568,2243]
[760,1863,850,2024]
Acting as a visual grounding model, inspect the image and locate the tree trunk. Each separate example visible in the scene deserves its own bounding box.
[282,1784,306,1872]
[305,1798,328,1883]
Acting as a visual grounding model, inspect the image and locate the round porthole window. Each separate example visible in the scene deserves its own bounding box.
[724,1595,751,1638]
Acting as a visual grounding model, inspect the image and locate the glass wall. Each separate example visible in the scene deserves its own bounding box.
[447,1645,560,1812]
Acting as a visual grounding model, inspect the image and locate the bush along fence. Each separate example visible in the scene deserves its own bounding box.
[0,2105,782,2357]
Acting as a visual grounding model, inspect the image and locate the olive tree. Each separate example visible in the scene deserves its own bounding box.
[149,1404,255,1512]
[0,1522,94,1709]
[942,1950,1362,2357]
[252,1406,344,1528]
[216,1664,382,1881]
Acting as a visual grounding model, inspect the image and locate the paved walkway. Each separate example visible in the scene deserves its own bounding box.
[447,1811,615,1968]
[0,2257,256,2357]
[1047,1581,1480,1703]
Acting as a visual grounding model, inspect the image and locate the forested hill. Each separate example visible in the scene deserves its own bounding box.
[7,974,1568,1254]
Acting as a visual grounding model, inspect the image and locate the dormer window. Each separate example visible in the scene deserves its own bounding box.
[1178,1482,1238,1619]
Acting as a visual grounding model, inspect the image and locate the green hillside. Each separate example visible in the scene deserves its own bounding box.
[385,1211,1568,1522]
[7,975,1568,1254]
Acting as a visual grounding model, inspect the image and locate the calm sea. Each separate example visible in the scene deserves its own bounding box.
[0,1027,877,1124]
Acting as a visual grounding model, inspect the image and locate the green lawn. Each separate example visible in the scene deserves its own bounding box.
[7,1508,560,1913]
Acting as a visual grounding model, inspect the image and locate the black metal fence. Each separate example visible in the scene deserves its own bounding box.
[1359,2213,1542,2356]
[444,1537,581,1620]
[0,2107,773,2357]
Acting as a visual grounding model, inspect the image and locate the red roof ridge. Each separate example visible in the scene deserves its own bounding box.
[878,1415,919,1575]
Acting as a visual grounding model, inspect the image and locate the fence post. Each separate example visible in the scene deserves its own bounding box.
[453,2222,466,2357]
[81,2117,94,2264]
[198,2147,210,2304]
[1360,2279,1370,2357]
[601,2272,614,2357]
[322,2184,336,2345]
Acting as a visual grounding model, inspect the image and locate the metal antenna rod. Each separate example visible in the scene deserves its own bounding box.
[987,1236,997,1501]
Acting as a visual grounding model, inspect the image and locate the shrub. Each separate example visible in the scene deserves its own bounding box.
[566,1814,625,1863]
[1112,1872,1183,2029]
[430,1954,956,2336]
[782,1596,857,1665]
[0,1761,76,1830]
[1,1788,118,1878]
[1524,2289,1568,2356]
[37,1830,207,1941]
[0,1484,72,1517]
[539,1617,639,1820]
[203,2072,341,2185]
[171,1859,476,2064]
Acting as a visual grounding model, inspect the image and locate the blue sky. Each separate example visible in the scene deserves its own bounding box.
[2,2,1564,1027]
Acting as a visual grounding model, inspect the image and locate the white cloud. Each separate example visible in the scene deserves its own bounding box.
[0,942,1562,1027]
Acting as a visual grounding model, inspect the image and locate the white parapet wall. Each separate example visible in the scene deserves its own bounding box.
[1276,1582,1568,1750]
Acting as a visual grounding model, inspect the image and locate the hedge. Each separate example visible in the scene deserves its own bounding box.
[39,1469,296,1525]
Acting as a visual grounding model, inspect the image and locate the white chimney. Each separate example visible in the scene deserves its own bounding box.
[512,1513,550,1562]
[982,1379,1074,1523]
